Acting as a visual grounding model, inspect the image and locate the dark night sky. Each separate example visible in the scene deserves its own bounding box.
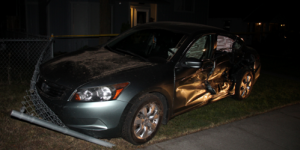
[209,0,297,28]
[0,1,17,16]
[1,0,263,18]
[209,0,264,18]
[2,0,292,19]
[0,0,297,30]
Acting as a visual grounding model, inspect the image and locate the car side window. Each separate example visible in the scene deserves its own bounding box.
[216,35,234,53]
[185,35,211,60]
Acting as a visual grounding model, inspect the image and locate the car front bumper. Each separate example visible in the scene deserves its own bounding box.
[62,100,128,137]
[39,91,129,138]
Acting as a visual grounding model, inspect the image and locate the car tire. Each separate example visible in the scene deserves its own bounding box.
[122,94,163,145]
[234,69,253,100]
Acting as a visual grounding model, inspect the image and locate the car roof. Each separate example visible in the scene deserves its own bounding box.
[132,21,230,35]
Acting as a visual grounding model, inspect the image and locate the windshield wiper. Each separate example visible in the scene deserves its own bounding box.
[105,45,112,51]
[105,45,117,52]
[105,45,127,55]
[115,48,148,61]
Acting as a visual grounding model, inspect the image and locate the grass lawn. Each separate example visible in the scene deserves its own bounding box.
[1,71,300,149]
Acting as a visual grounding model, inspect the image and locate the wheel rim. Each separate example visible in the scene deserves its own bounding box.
[133,102,160,140]
[240,73,252,98]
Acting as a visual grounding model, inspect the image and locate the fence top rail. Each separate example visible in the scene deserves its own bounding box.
[0,39,50,42]
[52,34,119,38]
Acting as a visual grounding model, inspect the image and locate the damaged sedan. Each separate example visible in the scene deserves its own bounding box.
[35,22,261,145]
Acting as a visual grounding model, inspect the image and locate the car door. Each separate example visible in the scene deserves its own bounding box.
[210,34,236,98]
[216,34,243,65]
[173,34,218,114]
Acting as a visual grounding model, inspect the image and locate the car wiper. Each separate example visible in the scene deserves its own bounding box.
[105,45,127,55]
[105,45,118,52]
[104,45,112,51]
[115,48,148,61]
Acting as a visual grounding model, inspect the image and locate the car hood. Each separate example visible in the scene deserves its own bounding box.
[39,47,153,88]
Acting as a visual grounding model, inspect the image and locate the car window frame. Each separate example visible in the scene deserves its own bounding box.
[179,33,216,63]
[232,36,245,54]
[213,33,248,59]
[216,33,245,50]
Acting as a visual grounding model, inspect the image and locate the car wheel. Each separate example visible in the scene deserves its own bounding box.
[235,69,253,100]
[122,94,163,145]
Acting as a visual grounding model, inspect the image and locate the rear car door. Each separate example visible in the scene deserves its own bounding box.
[173,34,218,114]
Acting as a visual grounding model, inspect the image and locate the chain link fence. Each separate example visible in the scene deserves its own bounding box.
[9,35,67,127]
[0,34,66,126]
[21,90,66,127]
[0,37,53,84]
[9,35,115,148]
[3,34,117,127]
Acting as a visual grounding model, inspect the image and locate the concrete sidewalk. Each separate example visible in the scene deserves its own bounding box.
[139,104,300,150]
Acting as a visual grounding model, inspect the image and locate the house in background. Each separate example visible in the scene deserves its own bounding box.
[242,2,296,44]
[207,0,297,46]
[25,0,102,53]
[207,0,255,45]
[24,0,209,53]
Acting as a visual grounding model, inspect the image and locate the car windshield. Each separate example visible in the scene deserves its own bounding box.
[106,29,185,61]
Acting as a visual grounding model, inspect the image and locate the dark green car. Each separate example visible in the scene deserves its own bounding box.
[36,22,261,145]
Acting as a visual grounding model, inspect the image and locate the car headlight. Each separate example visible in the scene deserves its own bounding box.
[72,82,129,101]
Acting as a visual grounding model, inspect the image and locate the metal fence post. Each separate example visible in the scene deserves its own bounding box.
[50,34,54,58]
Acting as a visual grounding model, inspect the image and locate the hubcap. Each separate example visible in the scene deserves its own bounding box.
[240,74,252,98]
[133,102,160,139]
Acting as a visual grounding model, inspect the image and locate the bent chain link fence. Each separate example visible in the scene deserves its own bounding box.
[7,34,116,147]
[20,37,66,127]
[0,36,65,127]
[22,90,66,127]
